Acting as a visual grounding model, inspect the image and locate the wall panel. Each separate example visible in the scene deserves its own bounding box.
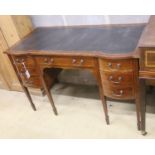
[31,15,150,27]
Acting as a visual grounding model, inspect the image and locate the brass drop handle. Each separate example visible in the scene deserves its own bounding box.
[109,76,123,84]
[112,90,124,97]
[72,59,76,64]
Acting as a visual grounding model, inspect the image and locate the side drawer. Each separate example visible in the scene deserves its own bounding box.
[13,55,35,67]
[99,58,133,71]
[21,76,42,88]
[12,55,41,88]
[100,71,134,86]
[17,66,39,76]
[103,86,134,100]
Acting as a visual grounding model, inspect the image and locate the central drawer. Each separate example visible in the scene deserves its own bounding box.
[36,56,96,68]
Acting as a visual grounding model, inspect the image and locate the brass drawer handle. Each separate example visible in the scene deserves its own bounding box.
[107,63,121,69]
[50,58,54,63]
[108,62,112,68]
[15,58,25,63]
[15,58,19,62]
[112,90,124,97]
[116,63,121,69]
[80,59,84,65]
[44,58,48,63]
[118,76,123,81]
[109,76,123,84]
[44,58,54,64]
[72,59,76,64]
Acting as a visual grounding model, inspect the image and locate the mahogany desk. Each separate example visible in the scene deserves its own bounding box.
[6,24,146,133]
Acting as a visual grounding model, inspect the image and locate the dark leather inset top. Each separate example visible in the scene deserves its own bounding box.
[10,25,145,54]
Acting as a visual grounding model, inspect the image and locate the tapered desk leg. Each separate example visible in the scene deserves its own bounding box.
[135,97,141,131]
[134,59,141,131]
[99,87,110,125]
[135,80,141,130]
[139,78,147,135]
[22,86,36,111]
[40,71,58,115]
[93,68,109,125]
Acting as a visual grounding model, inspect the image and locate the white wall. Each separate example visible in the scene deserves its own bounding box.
[31,15,150,27]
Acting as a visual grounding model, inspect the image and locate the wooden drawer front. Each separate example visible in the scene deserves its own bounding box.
[101,71,134,86]
[36,56,95,68]
[12,56,41,88]
[144,50,155,68]
[19,68,41,88]
[104,86,134,100]
[99,59,133,71]
[17,66,39,76]
[21,76,42,88]
[13,55,35,67]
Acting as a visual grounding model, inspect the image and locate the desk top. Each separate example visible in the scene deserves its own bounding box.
[7,24,145,57]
